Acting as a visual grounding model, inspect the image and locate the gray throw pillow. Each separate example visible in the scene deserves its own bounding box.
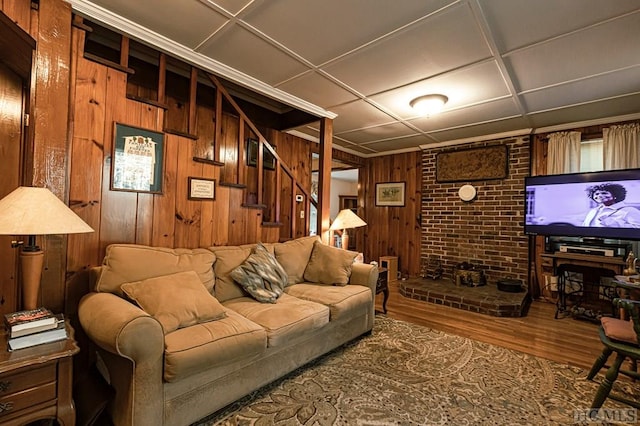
[230,243,287,303]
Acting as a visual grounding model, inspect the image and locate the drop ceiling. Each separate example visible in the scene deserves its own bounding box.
[70,0,640,157]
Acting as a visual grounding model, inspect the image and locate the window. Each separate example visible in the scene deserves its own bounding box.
[580,138,603,173]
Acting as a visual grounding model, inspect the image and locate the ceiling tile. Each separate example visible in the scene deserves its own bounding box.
[322,3,491,96]
[242,0,456,65]
[206,0,253,15]
[479,0,640,52]
[410,98,521,132]
[329,101,397,133]
[522,66,640,113]
[198,25,310,85]
[276,71,358,108]
[370,61,511,119]
[505,12,640,91]
[529,94,640,129]
[90,0,228,48]
[289,124,320,140]
[362,134,434,152]
[334,142,376,155]
[335,123,416,143]
[427,117,530,143]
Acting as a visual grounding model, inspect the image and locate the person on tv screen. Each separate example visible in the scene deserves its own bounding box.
[582,183,640,228]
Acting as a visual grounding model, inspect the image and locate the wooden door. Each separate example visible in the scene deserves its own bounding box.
[0,62,25,314]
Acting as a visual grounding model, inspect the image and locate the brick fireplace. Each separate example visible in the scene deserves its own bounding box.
[419,136,530,291]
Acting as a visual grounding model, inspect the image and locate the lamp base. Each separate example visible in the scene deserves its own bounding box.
[341,230,349,250]
[20,249,44,310]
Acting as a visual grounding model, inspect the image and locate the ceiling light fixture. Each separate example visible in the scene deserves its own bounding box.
[410,94,448,116]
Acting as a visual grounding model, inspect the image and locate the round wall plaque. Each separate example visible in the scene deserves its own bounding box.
[458,184,476,202]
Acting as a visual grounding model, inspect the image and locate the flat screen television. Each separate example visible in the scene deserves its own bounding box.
[524,168,640,240]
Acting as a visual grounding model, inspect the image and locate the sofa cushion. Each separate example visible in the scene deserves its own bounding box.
[163,310,267,382]
[230,243,287,303]
[274,235,320,285]
[285,283,372,321]
[303,241,358,286]
[95,244,215,296]
[121,271,227,334]
[223,293,329,347]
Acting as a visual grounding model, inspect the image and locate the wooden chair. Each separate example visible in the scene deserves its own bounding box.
[587,298,640,409]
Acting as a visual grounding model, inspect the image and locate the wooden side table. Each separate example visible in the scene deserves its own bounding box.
[0,323,79,426]
[376,267,389,314]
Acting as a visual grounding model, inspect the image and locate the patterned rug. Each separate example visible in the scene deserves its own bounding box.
[193,316,638,425]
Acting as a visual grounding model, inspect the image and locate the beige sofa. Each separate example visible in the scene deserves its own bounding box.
[78,236,377,426]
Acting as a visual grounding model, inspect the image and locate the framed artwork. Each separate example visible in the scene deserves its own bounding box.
[376,182,405,207]
[188,177,215,201]
[247,138,276,170]
[436,145,508,183]
[111,123,164,193]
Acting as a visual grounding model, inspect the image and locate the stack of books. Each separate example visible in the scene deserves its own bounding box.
[4,307,67,351]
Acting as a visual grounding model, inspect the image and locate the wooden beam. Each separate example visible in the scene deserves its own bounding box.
[119,35,129,68]
[188,66,197,134]
[317,117,333,244]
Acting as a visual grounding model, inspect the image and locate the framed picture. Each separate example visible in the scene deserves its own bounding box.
[436,145,508,182]
[376,182,405,207]
[111,123,164,193]
[188,177,215,201]
[247,138,276,170]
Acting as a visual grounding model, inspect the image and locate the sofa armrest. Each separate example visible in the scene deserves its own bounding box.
[78,292,164,426]
[349,263,378,295]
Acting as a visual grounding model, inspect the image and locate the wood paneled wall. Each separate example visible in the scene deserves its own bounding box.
[359,151,422,277]
[0,0,73,314]
[66,42,314,280]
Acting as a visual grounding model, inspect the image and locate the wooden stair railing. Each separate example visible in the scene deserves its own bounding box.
[207,74,316,236]
[80,21,317,239]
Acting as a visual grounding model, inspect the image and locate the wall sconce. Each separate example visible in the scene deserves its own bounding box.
[410,94,448,116]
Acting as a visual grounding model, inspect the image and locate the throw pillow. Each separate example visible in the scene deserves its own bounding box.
[121,270,226,334]
[230,243,288,303]
[96,244,216,296]
[303,241,358,286]
[274,235,320,285]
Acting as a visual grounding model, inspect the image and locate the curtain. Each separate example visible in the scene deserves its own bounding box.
[546,131,581,174]
[603,123,640,170]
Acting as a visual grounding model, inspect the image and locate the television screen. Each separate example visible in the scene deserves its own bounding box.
[524,169,640,240]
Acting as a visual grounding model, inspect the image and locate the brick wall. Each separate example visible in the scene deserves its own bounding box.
[421,137,530,285]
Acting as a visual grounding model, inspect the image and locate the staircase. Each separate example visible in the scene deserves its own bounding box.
[204,74,317,239]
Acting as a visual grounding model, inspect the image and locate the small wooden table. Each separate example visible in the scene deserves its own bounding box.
[376,267,389,313]
[0,323,79,426]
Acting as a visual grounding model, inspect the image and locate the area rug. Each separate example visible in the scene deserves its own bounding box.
[193,316,638,425]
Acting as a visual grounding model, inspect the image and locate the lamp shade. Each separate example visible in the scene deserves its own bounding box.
[0,187,94,235]
[329,209,367,231]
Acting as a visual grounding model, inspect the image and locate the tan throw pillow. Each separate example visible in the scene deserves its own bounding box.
[121,270,226,334]
[303,241,358,286]
[95,244,216,296]
[230,243,288,303]
[274,235,320,285]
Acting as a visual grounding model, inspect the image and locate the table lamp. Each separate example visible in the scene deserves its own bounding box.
[329,209,367,250]
[0,187,94,310]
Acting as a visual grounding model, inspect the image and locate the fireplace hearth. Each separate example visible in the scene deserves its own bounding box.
[400,277,530,317]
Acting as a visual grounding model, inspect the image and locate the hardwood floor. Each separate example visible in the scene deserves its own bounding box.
[375,280,604,370]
